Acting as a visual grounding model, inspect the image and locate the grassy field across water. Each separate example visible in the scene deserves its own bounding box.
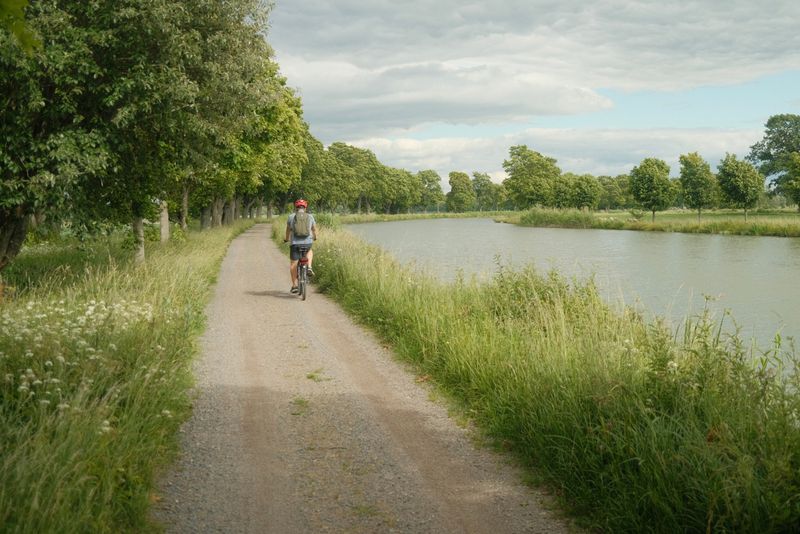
[0,221,252,533]
[504,207,800,237]
[288,219,800,533]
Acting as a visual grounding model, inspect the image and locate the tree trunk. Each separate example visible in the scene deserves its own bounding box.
[223,199,234,225]
[244,198,255,219]
[201,206,211,229]
[0,206,29,273]
[132,216,145,265]
[744,208,748,222]
[211,198,224,227]
[181,184,189,231]
[652,210,656,222]
[257,199,264,218]
[697,209,701,223]
[267,200,274,218]
[160,200,170,243]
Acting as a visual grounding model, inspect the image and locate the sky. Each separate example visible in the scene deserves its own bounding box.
[267,0,800,184]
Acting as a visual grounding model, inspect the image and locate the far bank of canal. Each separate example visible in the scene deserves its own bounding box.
[346,218,800,350]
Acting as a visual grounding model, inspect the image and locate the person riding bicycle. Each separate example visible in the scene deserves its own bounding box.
[283,199,317,294]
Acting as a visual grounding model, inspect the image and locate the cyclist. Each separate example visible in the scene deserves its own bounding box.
[283,199,317,294]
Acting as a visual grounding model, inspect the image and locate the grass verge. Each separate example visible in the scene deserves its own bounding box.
[507,208,800,237]
[0,221,253,533]
[287,219,800,533]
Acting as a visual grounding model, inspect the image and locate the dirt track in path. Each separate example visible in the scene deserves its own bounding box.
[154,223,574,533]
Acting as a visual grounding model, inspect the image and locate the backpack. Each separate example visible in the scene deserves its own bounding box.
[292,211,311,238]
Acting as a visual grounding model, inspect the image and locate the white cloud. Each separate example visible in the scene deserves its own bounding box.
[268,1,798,177]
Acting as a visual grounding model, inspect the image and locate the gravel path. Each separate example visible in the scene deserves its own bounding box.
[153,224,574,533]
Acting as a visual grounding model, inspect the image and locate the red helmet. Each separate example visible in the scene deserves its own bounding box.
[294,199,307,209]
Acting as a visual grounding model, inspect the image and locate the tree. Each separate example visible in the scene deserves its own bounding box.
[717,154,764,220]
[328,143,383,213]
[1,1,110,271]
[297,132,355,212]
[679,152,717,220]
[502,145,560,209]
[472,172,504,211]
[1,0,281,269]
[552,174,576,209]
[573,174,601,210]
[417,170,445,211]
[598,175,625,210]
[446,171,476,212]
[747,114,800,197]
[784,153,800,211]
[629,158,676,221]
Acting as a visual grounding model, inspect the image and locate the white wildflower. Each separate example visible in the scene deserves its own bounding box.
[667,361,678,374]
[39,399,50,406]
[57,403,70,410]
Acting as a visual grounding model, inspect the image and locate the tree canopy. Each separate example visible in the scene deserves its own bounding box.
[629,158,676,221]
[679,152,717,219]
[446,172,476,212]
[502,145,560,209]
[717,153,764,220]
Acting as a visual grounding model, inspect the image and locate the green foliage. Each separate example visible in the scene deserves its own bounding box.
[0,0,39,50]
[418,170,445,210]
[446,171,476,212]
[308,227,800,533]
[1,0,282,270]
[328,142,384,213]
[783,152,800,209]
[717,153,764,219]
[629,158,676,221]
[748,114,800,181]
[679,152,718,218]
[471,172,504,211]
[598,175,631,210]
[573,173,601,210]
[519,208,602,228]
[502,145,560,208]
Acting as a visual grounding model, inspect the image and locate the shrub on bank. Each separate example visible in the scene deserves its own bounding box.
[0,222,252,532]
[306,224,800,533]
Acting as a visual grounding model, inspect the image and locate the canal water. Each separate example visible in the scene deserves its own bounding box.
[345,218,800,349]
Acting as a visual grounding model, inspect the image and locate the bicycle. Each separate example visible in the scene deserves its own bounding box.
[296,245,310,301]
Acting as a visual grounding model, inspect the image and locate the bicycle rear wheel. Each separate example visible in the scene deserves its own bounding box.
[300,265,308,301]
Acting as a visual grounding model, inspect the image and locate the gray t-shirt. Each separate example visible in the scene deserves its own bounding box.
[287,211,316,245]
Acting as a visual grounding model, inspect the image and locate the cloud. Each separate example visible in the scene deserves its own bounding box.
[285,55,613,139]
[349,128,761,181]
[272,0,800,137]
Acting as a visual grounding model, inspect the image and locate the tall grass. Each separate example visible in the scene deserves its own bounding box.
[513,208,800,237]
[0,221,252,533]
[294,221,800,532]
